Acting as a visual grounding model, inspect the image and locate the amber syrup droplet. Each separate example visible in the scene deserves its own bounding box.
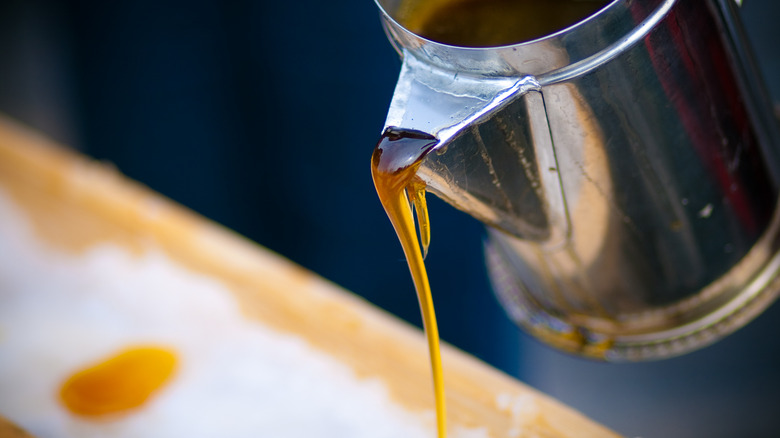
[59,346,177,417]
[371,127,446,438]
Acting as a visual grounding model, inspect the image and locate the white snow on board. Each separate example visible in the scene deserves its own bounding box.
[0,188,488,438]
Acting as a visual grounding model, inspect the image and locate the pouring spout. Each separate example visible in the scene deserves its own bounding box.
[383,52,569,244]
[385,53,538,145]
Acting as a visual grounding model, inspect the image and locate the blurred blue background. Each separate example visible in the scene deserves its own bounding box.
[1,0,779,436]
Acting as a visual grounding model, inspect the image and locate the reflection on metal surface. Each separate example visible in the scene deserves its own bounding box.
[376,0,780,360]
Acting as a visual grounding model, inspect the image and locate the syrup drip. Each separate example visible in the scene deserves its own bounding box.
[371,127,445,438]
[59,346,177,417]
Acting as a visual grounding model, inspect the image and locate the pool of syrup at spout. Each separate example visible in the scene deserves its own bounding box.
[406,0,609,47]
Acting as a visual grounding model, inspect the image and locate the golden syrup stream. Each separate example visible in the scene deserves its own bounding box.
[371,127,445,438]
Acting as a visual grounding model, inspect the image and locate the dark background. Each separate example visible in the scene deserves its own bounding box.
[1,0,779,436]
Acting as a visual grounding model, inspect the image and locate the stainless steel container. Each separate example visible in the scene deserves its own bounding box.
[375,0,780,360]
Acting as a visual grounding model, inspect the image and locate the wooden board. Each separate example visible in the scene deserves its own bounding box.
[0,416,34,438]
[0,116,619,437]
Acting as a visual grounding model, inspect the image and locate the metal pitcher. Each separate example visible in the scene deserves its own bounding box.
[375,0,780,360]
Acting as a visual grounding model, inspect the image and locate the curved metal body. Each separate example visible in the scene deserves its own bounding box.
[376,0,780,360]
